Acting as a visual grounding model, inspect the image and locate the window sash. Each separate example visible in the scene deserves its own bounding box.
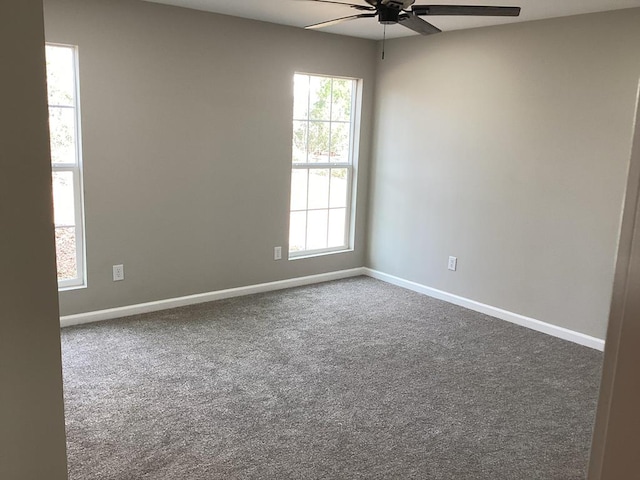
[53,166,85,288]
[289,165,353,257]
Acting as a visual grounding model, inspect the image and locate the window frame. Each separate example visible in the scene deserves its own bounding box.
[46,43,87,290]
[289,73,361,259]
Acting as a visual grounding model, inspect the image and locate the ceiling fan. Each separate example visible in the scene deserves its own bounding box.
[301,1,521,35]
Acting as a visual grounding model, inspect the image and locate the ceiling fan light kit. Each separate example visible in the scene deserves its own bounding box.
[301,0,521,35]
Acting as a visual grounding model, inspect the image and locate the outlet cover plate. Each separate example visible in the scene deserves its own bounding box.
[113,264,124,281]
[448,256,457,271]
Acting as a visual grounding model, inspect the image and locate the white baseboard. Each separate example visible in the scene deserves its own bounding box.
[60,266,606,352]
[60,267,366,328]
[363,268,605,351]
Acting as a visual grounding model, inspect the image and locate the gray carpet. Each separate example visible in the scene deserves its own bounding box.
[61,276,602,479]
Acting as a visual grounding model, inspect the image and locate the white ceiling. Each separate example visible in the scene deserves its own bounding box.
[143,0,640,40]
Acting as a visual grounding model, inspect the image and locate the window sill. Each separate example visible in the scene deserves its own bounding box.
[289,248,354,261]
[58,283,87,292]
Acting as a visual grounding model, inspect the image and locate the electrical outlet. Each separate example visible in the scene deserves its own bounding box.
[113,264,124,281]
[448,256,457,271]
[274,246,282,261]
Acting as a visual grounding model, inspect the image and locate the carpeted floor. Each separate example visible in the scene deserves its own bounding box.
[61,276,602,479]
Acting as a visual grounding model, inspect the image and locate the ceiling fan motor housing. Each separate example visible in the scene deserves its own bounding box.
[378,7,400,24]
[379,0,415,23]
[381,0,415,9]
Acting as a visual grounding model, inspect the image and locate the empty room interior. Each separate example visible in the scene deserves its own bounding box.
[4,0,640,478]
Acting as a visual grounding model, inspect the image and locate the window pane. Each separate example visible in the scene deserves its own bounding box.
[291,169,308,211]
[307,210,328,251]
[52,171,76,227]
[309,76,331,121]
[49,106,76,164]
[329,122,350,163]
[329,169,349,208]
[46,45,75,107]
[328,208,347,248]
[289,211,307,253]
[55,226,78,280]
[308,169,330,209]
[331,79,352,122]
[293,74,309,120]
[308,121,329,163]
[292,121,308,164]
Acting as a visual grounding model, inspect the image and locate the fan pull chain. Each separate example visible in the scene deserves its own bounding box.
[382,24,386,60]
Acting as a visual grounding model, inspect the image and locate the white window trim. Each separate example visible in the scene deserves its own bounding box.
[48,43,87,290]
[288,73,361,259]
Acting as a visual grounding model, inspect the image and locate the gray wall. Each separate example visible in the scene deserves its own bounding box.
[44,0,376,316]
[0,1,69,478]
[368,9,640,339]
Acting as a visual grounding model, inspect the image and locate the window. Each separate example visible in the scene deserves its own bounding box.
[289,73,359,257]
[45,44,86,288]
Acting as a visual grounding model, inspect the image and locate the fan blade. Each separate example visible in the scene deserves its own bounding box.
[306,13,377,29]
[295,0,375,11]
[412,5,521,16]
[398,13,442,35]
